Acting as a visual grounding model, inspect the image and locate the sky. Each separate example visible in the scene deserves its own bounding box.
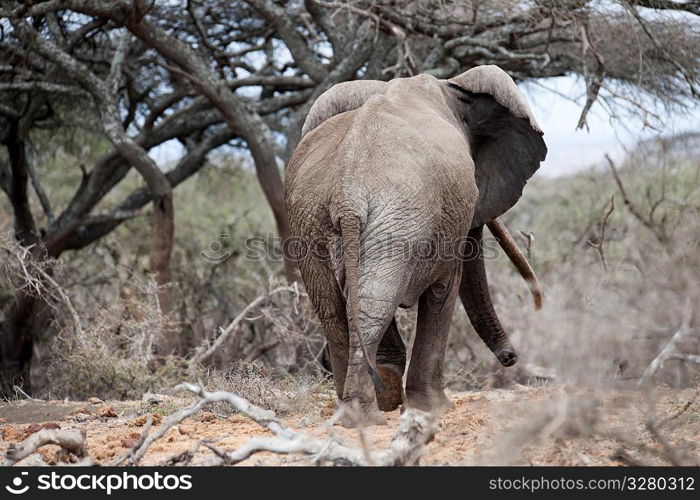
[522,75,700,177]
[149,75,700,179]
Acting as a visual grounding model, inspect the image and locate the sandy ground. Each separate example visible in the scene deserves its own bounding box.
[1,385,698,466]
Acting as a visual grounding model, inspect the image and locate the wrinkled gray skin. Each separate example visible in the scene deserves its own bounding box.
[285,65,547,426]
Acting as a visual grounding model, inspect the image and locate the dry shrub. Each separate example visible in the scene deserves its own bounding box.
[472,385,700,466]
[199,290,328,376]
[202,361,333,417]
[8,134,698,407]
[39,274,190,400]
[444,133,700,391]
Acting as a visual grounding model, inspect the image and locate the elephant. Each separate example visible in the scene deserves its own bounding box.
[285,65,546,426]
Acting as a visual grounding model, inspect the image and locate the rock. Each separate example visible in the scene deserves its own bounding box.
[66,407,94,422]
[89,397,104,405]
[129,413,162,427]
[23,423,43,436]
[67,413,93,423]
[198,411,216,423]
[120,438,138,448]
[98,405,118,418]
[178,423,195,435]
[142,393,168,407]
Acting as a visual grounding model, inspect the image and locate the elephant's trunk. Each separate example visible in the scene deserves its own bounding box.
[486,218,543,310]
[460,226,518,367]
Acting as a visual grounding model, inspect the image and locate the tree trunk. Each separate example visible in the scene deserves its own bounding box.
[107,136,177,355]
[0,120,49,395]
[0,293,52,396]
[150,193,177,355]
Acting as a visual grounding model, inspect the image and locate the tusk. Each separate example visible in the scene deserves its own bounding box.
[486,218,543,310]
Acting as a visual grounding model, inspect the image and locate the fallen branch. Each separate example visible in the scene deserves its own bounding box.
[120,401,211,465]
[176,382,438,466]
[638,327,692,386]
[3,429,87,466]
[671,354,700,365]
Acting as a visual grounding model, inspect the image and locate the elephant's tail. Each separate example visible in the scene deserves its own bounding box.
[487,218,543,310]
[339,216,384,393]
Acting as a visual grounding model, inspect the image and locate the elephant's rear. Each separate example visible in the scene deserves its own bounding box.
[285,112,359,328]
[285,111,355,247]
[286,96,474,310]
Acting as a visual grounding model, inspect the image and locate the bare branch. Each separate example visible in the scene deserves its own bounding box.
[3,429,88,466]
[246,0,329,82]
[638,305,694,385]
[191,285,300,365]
[586,195,615,272]
[606,154,668,243]
[1,237,83,337]
[0,82,88,95]
[517,230,534,261]
[632,0,700,16]
[175,382,439,466]
[25,146,54,225]
[623,0,699,98]
[107,30,131,98]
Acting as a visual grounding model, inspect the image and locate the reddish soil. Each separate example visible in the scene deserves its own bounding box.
[1,386,698,466]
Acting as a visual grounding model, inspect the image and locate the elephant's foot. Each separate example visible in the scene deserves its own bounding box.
[404,388,453,414]
[375,364,404,412]
[495,347,518,367]
[337,400,387,428]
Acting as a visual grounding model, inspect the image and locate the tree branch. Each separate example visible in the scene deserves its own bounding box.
[3,428,88,466]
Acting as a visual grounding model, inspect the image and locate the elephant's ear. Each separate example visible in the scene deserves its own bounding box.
[301,80,388,137]
[447,65,547,227]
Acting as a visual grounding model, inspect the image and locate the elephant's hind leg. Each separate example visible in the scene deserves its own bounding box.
[299,256,350,400]
[376,318,406,412]
[340,284,400,427]
[405,270,460,413]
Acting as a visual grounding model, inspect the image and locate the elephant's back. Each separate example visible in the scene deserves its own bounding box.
[286,90,476,242]
[340,94,475,227]
[342,88,473,184]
